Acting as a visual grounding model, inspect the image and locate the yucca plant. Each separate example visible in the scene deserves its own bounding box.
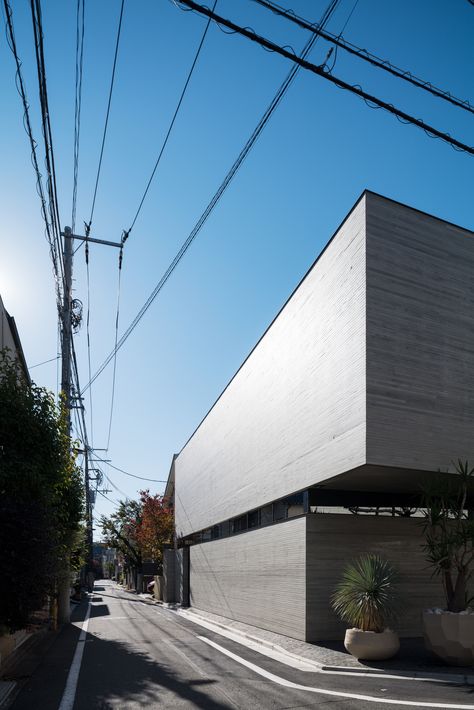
[332,555,399,633]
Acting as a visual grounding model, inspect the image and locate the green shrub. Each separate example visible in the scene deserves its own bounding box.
[332,554,399,632]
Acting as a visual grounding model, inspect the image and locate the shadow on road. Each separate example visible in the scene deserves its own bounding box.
[89,604,110,618]
[75,631,232,709]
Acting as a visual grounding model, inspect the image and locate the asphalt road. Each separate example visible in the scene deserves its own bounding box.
[9,580,474,709]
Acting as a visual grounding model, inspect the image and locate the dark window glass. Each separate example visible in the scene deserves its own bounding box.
[273,500,286,521]
[248,509,260,528]
[261,505,273,526]
[211,525,220,540]
[231,515,248,533]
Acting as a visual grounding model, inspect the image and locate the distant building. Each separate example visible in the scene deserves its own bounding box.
[168,191,474,641]
[92,542,117,578]
[0,294,29,382]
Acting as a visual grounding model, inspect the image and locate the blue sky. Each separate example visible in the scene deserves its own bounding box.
[0,0,472,532]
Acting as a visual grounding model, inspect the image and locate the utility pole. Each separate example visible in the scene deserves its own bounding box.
[59,227,125,615]
[61,226,73,430]
[57,226,73,623]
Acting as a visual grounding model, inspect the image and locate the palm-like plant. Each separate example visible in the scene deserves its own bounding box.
[421,460,474,613]
[332,555,399,633]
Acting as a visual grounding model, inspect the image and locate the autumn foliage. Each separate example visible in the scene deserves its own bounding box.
[135,490,173,562]
[101,489,173,570]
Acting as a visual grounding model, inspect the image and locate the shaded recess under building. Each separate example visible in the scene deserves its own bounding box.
[165,191,474,641]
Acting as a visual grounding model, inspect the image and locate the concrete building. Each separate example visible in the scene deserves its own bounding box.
[168,191,474,641]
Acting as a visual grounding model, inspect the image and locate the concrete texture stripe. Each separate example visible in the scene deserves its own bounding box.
[58,602,91,710]
[199,636,474,709]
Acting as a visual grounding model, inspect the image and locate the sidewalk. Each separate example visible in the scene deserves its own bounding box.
[127,588,474,686]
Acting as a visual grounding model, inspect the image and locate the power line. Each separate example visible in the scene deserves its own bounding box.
[94,454,168,482]
[86,0,125,234]
[105,250,124,451]
[3,0,63,310]
[72,0,85,233]
[30,0,64,264]
[29,354,60,369]
[252,0,474,116]
[81,0,340,393]
[85,244,94,447]
[177,0,474,155]
[99,468,128,498]
[98,490,120,506]
[125,0,217,236]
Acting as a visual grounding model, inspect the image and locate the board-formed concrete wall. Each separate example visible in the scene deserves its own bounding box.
[305,514,444,641]
[366,193,474,473]
[188,514,443,642]
[189,517,307,640]
[175,198,367,536]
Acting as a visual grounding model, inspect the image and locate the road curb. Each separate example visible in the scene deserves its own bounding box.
[112,586,474,688]
[174,608,474,686]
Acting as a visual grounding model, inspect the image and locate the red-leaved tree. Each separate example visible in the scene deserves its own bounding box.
[134,490,173,563]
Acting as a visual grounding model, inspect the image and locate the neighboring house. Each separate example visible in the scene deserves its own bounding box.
[0,294,29,383]
[167,191,474,641]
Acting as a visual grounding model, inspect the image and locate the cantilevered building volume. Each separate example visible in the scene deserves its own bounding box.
[167,191,474,641]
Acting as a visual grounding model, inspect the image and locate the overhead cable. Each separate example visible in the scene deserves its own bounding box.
[102,469,128,498]
[30,0,64,264]
[86,0,125,234]
[177,0,474,155]
[125,0,217,237]
[98,490,120,505]
[29,354,60,369]
[3,0,63,310]
[94,454,168,483]
[252,0,474,116]
[72,0,85,232]
[105,247,124,451]
[81,0,340,392]
[85,244,94,447]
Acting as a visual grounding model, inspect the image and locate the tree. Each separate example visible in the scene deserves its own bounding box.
[100,491,173,583]
[135,490,173,563]
[0,350,84,631]
[100,499,143,572]
[422,460,474,612]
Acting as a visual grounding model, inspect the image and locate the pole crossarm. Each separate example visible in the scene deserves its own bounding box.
[61,231,123,248]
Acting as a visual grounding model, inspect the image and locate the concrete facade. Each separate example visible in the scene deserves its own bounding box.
[190,517,307,640]
[176,197,367,537]
[175,192,474,538]
[171,192,474,642]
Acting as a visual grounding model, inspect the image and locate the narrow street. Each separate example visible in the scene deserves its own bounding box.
[7,581,474,710]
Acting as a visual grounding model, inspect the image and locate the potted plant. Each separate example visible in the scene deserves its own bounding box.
[421,460,474,666]
[332,554,400,661]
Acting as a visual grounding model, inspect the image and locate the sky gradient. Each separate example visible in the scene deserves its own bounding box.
[0,0,473,532]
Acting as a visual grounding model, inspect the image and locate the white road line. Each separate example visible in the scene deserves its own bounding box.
[176,612,320,671]
[58,602,92,710]
[175,610,465,685]
[198,636,474,709]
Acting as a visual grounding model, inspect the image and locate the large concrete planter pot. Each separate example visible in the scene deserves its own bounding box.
[344,628,400,661]
[423,610,474,666]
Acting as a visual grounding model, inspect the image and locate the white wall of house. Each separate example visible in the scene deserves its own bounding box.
[0,295,18,354]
